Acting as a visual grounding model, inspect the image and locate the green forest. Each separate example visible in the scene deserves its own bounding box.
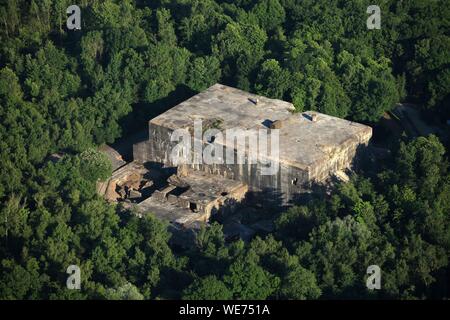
[0,0,449,299]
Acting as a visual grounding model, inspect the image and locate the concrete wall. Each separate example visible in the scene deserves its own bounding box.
[133,122,369,203]
[133,122,309,202]
[307,130,372,182]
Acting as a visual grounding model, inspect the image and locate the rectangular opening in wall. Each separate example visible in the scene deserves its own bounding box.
[189,202,198,212]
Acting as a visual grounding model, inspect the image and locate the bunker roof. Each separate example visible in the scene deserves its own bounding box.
[150,84,295,131]
[150,84,372,171]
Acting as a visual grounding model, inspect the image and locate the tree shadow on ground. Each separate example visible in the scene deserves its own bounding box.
[119,84,197,137]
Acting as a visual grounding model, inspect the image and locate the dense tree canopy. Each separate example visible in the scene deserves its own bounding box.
[0,0,448,300]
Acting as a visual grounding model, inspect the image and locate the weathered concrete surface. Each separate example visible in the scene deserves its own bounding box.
[150,83,295,131]
[98,144,127,171]
[137,196,203,227]
[177,170,248,216]
[276,112,372,180]
[133,83,372,202]
[96,162,148,202]
[137,170,248,227]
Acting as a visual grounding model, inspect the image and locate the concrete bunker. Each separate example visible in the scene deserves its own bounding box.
[100,83,373,243]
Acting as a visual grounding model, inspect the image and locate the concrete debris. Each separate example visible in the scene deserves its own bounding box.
[99,144,127,171]
[141,180,154,189]
[105,180,119,202]
[167,174,189,188]
[334,170,350,183]
[128,189,142,200]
